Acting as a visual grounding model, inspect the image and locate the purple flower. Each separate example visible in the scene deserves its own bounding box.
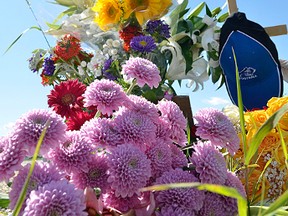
[83,79,128,116]
[71,154,110,193]
[43,55,55,76]
[194,108,240,155]
[9,162,63,215]
[48,131,93,174]
[154,169,205,215]
[0,136,26,182]
[102,58,116,80]
[146,20,171,42]
[103,190,142,214]
[190,141,228,184]
[11,109,67,156]
[225,171,246,198]
[114,108,156,149]
[169,143,188,169]
[80,117,122,149]
[23,180,87,216]
[130,35,156,53]
[157,100,187,146]
[156,206,197,216]
[107,144,151,198]
[122,57,161,88]
[146,142,172,178]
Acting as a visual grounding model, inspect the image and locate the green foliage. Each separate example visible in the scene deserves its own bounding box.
[0,193,10,208]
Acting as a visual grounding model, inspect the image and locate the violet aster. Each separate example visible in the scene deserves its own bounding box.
[125,95,160,122]
[48,131,94,174]
[80,117,122,149]
[157,100,187,146]
[12,109,67,156]
[83,79,128,116]
[121,57,161,88]
[71,154,110,193]
[130,35,156,53]
[0,136,26,182]
[103,190,142,214]
[23,180,87,216]
[194,108,240,155]
[107,144,151,198]
[9,162,63,215]
[154,169,205,214]
[145,142,172,178]
[169,143,188,169]
[190,140,228,184]
[114,107,156,149]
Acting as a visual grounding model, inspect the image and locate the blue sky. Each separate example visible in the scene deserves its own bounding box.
[0,0,287,135]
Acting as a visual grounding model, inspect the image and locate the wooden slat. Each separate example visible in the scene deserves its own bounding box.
[227,0,238,14]
[264,25,288,37]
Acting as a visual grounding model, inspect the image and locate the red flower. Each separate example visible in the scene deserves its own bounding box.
[119,25,143,52]
[66,109,97,131]
[48,79,87,118]
[54,34,81,61]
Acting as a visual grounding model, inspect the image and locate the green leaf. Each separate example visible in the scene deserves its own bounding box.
[211,66,222,84]
[205,4,212,17]
[187,2,205,19]
[244,103,288,165]
[177,36,193,73]
[211,7,221,17]
[46,22,62,30]
[250,206,288,216]
[4,26,41,54]
[52,6,78,24]
[262,190,288,215]
[169,0,188,35]
[218,12,229,22]
[0,193,9,208]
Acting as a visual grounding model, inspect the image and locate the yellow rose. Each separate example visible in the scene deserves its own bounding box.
[258,129,281,153]
[266,96,288,130]
[244,109,268,131]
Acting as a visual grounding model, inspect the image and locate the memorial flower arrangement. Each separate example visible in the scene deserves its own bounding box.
[1,0,288,215]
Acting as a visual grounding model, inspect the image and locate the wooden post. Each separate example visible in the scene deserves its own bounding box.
[172,95,194,129]
[227,0,238,15]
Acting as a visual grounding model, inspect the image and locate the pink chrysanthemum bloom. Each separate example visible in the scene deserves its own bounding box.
[125,95,160,121]
[146,142,172,178]
[23,180,87,216]
[190,141,228,184]
[0,136,26,182]
[48,131,93,174]
[71,154,109,193]
[121,57,161,88]
[83,79,128,116]
[156,206,198,216]
[194,108,240,155]
[80,117,122,149]
[169,143,188,169]
[154,169,205,215]
[114,108,156,149]
[226,171,246,198]
[9,162,63,215]
[157,100,187,146]
[103,190,142,214]
[107,144,151,198]
[154,117,172,143]
[12,109,67,156]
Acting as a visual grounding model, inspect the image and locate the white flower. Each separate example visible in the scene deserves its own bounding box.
[208,58,219,68]
[201,27,219,51]
[202,14,215,26]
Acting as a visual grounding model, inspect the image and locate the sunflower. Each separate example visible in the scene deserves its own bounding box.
[92,0,123,31]
[124,0,172,25]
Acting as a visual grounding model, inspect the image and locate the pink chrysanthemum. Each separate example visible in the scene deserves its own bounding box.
[194,108,240,155]
[226,171,246,198]
[9,162,63,215]
[12,109,67,156]
[157,100,187,146]
[125,95,160,121]
[48,131,93,174]
[169,143,188,169]
[154,169,205,214]
[80,117,122,149]
[146,142,172,178]
[103,190,142,214]
[0,136,26,182]
[114,108,156,149]
[190,141,228,184]
[83,79,128,115]
[23,180,87,216]
[121,57,161,88]
[71,154,109,193]
[156,206,197,216]
[154,117,172,143]
[107,144,151,198]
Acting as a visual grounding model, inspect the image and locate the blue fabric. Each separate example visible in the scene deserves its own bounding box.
[219,30,282,110]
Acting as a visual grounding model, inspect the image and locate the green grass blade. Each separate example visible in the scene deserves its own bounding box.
[3,26,41,54]
[250,206,288,216]
[12,120,51,216]
[262,190,288,215]
[277,125,288,169]
[244,103,288,165]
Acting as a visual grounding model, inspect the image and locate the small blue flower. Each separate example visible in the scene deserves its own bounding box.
[130,35,156,53]
[43,56,55,76]
[146,20,171,42]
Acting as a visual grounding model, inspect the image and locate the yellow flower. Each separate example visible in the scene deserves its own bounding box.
[92,0,123,31]
[266,96,288,130]
[244,109,268,131]
[124,0,172,25]
[258,129,281,153]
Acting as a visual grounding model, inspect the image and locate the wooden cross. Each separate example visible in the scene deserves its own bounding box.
[227,0,288,37]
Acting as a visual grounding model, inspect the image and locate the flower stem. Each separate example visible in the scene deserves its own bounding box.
[126,79,137,95]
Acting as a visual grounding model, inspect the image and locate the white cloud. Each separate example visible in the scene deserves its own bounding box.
[203,97,231,106]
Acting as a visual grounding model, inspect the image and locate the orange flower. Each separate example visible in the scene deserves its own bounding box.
[258,129,281,153]
[266,96,288,130]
